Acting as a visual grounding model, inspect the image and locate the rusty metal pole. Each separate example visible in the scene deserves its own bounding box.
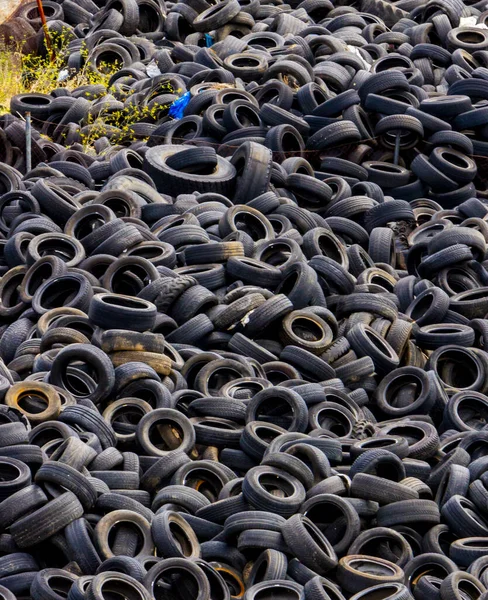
[36,0,56,62]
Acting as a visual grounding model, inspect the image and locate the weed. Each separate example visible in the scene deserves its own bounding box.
[0,49,22,111]
[0,27,176,151]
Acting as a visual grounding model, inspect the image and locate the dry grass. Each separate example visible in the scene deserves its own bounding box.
[0,30,116,113]
[0,50,23,111]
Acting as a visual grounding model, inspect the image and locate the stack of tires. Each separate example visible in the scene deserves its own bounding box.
[0,0,488,599]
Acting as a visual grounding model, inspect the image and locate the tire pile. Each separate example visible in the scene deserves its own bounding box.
[2,0,488,599]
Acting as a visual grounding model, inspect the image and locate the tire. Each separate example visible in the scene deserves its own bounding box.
[440,572,486,600]
[247,549,288,587]
[368,227,396,266]
[143,558,210,600]
[246,386,308,433]
[242,466,306,517]
[144,145,236,197]
[244,580,304,600]
[193,0,240,31]
[337,555,405,594]
[32,272,93,315]
[89,293,157,332]
[35,461,97,509]
[442,495,488,537]
[306,121,361,151]
[10,93,52,120]
[347,324,399,375]
[87,572,151,600]
[301,493,360,555]
[348,527,413,568]
[50,346,116,408]
[0,484,47,530]
[136,409,195,457]
[10,492,84,548]
[151,510,200,559]
[351,473,419,505]
[280,514,337,575]
[229,141,273,205]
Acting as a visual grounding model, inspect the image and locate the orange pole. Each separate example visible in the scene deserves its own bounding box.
[36,0,55,62]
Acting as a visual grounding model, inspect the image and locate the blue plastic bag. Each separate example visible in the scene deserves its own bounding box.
[205,33,214,47]
[168,91,191,120]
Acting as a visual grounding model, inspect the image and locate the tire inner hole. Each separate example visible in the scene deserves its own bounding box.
[17,390,49,414]
[291,317,324,342]
[0,463,21,482]
[149,419,184,451]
